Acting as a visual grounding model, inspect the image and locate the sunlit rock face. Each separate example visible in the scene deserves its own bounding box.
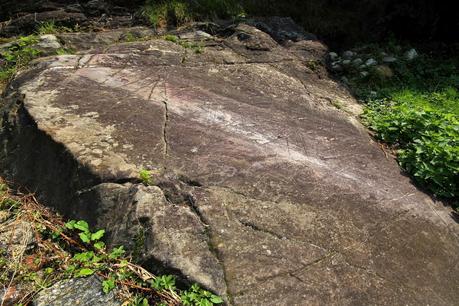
[1,20,458,305]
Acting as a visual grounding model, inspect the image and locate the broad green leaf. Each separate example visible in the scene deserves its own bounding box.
[91,229,105,241]
[79,232,91,243]
[77,268,94,277]
[74,220,89,232]
[65,220,76,229]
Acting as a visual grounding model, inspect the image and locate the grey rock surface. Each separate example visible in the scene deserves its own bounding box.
[36,34,63,53]
[382,56,397,63]
[34,276,121,306]
[342,50,354,59]
[0,21,458,305]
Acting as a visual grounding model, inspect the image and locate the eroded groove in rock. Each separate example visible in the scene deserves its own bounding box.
[1,20,458,305]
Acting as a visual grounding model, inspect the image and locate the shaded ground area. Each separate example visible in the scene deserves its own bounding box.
[1,20,458,305]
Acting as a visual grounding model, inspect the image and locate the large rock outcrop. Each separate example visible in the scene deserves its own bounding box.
[1,21,458,305]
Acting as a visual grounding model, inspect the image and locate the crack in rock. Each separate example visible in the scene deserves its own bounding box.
[162,100,169,157]
[237,218,286,240]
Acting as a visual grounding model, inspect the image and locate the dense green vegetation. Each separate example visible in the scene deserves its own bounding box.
[0,179,223,305]
[142,0,244,28]
[344,49,459,201]
[0,35,40,85]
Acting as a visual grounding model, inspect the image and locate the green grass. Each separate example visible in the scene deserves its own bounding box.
[142,0,192,28]
[141,0,244,28]
[349,49,459,200]
[164,34,204,54]
[36,21,73,35]
[0,34,75,89]
[0,35,41,84]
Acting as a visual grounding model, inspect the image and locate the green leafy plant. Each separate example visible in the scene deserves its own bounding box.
[345,46,459,200]
[181,284,223,306]
[164,34,179,43]
[363,95,459,197]
[65,220,106,248]
[164,35,205,54]
[150,275,176,291]
[36,21,72,35]
[139,169,154,185]
[0,35,40,83]
[0,179,225,305]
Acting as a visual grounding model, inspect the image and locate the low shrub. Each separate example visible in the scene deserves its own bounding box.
[363,91,459,197]
[355,50,459,199]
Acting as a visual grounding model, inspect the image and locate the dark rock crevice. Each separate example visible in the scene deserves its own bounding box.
[162,100,169,157]
[236,218,286,241]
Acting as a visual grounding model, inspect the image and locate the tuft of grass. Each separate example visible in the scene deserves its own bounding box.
[36,21,73,35]
[164,34,179,43]
[139,169,154,185]
[164,34,205,54]
[142,0,191,28]
[141,0,244,28]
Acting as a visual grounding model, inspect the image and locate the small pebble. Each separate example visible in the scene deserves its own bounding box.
[365,58,378,66]
[331,64,343,72]
[329,52,338,60]
[352,58,363,66]
[382,56,397,63]
[342,50,354,59]
[404,48,418,61]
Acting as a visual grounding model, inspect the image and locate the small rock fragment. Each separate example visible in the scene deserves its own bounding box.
[404,48,418,61]
[365,58,378,66]
[329,52,338,60]
[196,30,212,38]
[342,59,351,66]
[342,50,354,59]
[382,56,397,63]
[36,35,62,51]
[352,58,363,66]
[331,64,343,72]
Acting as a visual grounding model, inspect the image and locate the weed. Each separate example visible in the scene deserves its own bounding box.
[142,0,191,28]
[164,34,179,43]
[56,47,75,55]
[181,284,223,306]
[305,59,320,71]
[139,169,154,185]
[133,227,146,261]
[124,32,138,42]
[36,21,72,35]
[164,35,205,54]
